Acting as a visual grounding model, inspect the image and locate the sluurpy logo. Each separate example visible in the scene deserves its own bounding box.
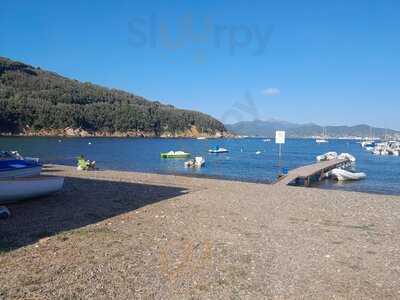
[128,13,273,61]
[220,91,261,125]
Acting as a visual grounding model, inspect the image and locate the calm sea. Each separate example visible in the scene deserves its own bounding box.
[1,137,399,195]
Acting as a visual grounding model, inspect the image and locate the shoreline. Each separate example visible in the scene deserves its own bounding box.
[45,163,273,185]
[0,134,230,139]
[48,164,400,196]
[0,134,371,140]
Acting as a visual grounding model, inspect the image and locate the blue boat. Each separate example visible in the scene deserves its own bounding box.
[0,154,42,179]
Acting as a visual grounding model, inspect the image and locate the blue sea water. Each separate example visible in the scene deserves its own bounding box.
[1,137,399,195]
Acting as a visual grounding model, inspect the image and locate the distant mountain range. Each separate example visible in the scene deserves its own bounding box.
[226,119,400,139]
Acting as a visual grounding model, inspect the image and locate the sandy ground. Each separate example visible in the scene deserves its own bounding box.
[1,164,400,299]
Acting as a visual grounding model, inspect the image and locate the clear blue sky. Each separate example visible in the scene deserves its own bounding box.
[1,0,399,129]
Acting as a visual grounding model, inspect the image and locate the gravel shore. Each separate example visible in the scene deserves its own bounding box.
[1,164,400,299]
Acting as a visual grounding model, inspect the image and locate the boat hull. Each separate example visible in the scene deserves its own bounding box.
[0,159,42,179]
[331,169,366,181]
[160,153,191,158]
[0,176,64,204]
[208,148,229,154]
[0,165,42,179]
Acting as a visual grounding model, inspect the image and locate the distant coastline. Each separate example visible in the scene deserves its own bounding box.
[226,119,400,140]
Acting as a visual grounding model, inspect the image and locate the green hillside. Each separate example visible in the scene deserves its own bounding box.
[0,57,226,137]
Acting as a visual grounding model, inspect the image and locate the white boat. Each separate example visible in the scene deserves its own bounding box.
[316,139,328,144]
[316,128,329,143]
[208,147,229,154]
[197,137,207,140]
[316,152,338,162]
[0,176,64,204]
[338,153,356,162]
[361,140,375,148]
[330,168,366,181]
[184,156,205,168]
[0,159,42,179]
[263,139,271,142]
[256,151,262,155]
[370,141,400,156]
[365,146,374,152]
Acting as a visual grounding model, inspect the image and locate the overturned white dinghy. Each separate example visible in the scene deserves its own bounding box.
[316,152,338,162]
[0,176,64,204]
[331,168,366,181]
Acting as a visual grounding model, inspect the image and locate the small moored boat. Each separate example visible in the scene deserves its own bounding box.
[0,176,64,204]
[330,169,366,181]
[160,151,191,158]
[208,147,229,154]
[316,139,328,144]
[316,152,338,162]
[184,156,205,168]
[337,153,356,162]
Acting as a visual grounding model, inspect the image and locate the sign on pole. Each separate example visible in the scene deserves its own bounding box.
[275,131,286,144]
[275,131,286,174]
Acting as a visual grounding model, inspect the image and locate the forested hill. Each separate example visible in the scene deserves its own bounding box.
[0,57,226,137]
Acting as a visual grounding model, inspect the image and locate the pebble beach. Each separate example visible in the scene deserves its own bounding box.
[1,164,400,299]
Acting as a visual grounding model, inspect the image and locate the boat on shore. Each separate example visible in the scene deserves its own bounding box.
[160,151,191,158]
[0,176,64,204]
[10,150,40,164]
[0,159,42,179]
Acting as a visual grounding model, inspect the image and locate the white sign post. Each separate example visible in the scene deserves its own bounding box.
[275,131,286,173]
[275,131,285,144]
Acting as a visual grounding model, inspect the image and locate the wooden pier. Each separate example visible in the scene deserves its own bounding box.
[275,158,350,186]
